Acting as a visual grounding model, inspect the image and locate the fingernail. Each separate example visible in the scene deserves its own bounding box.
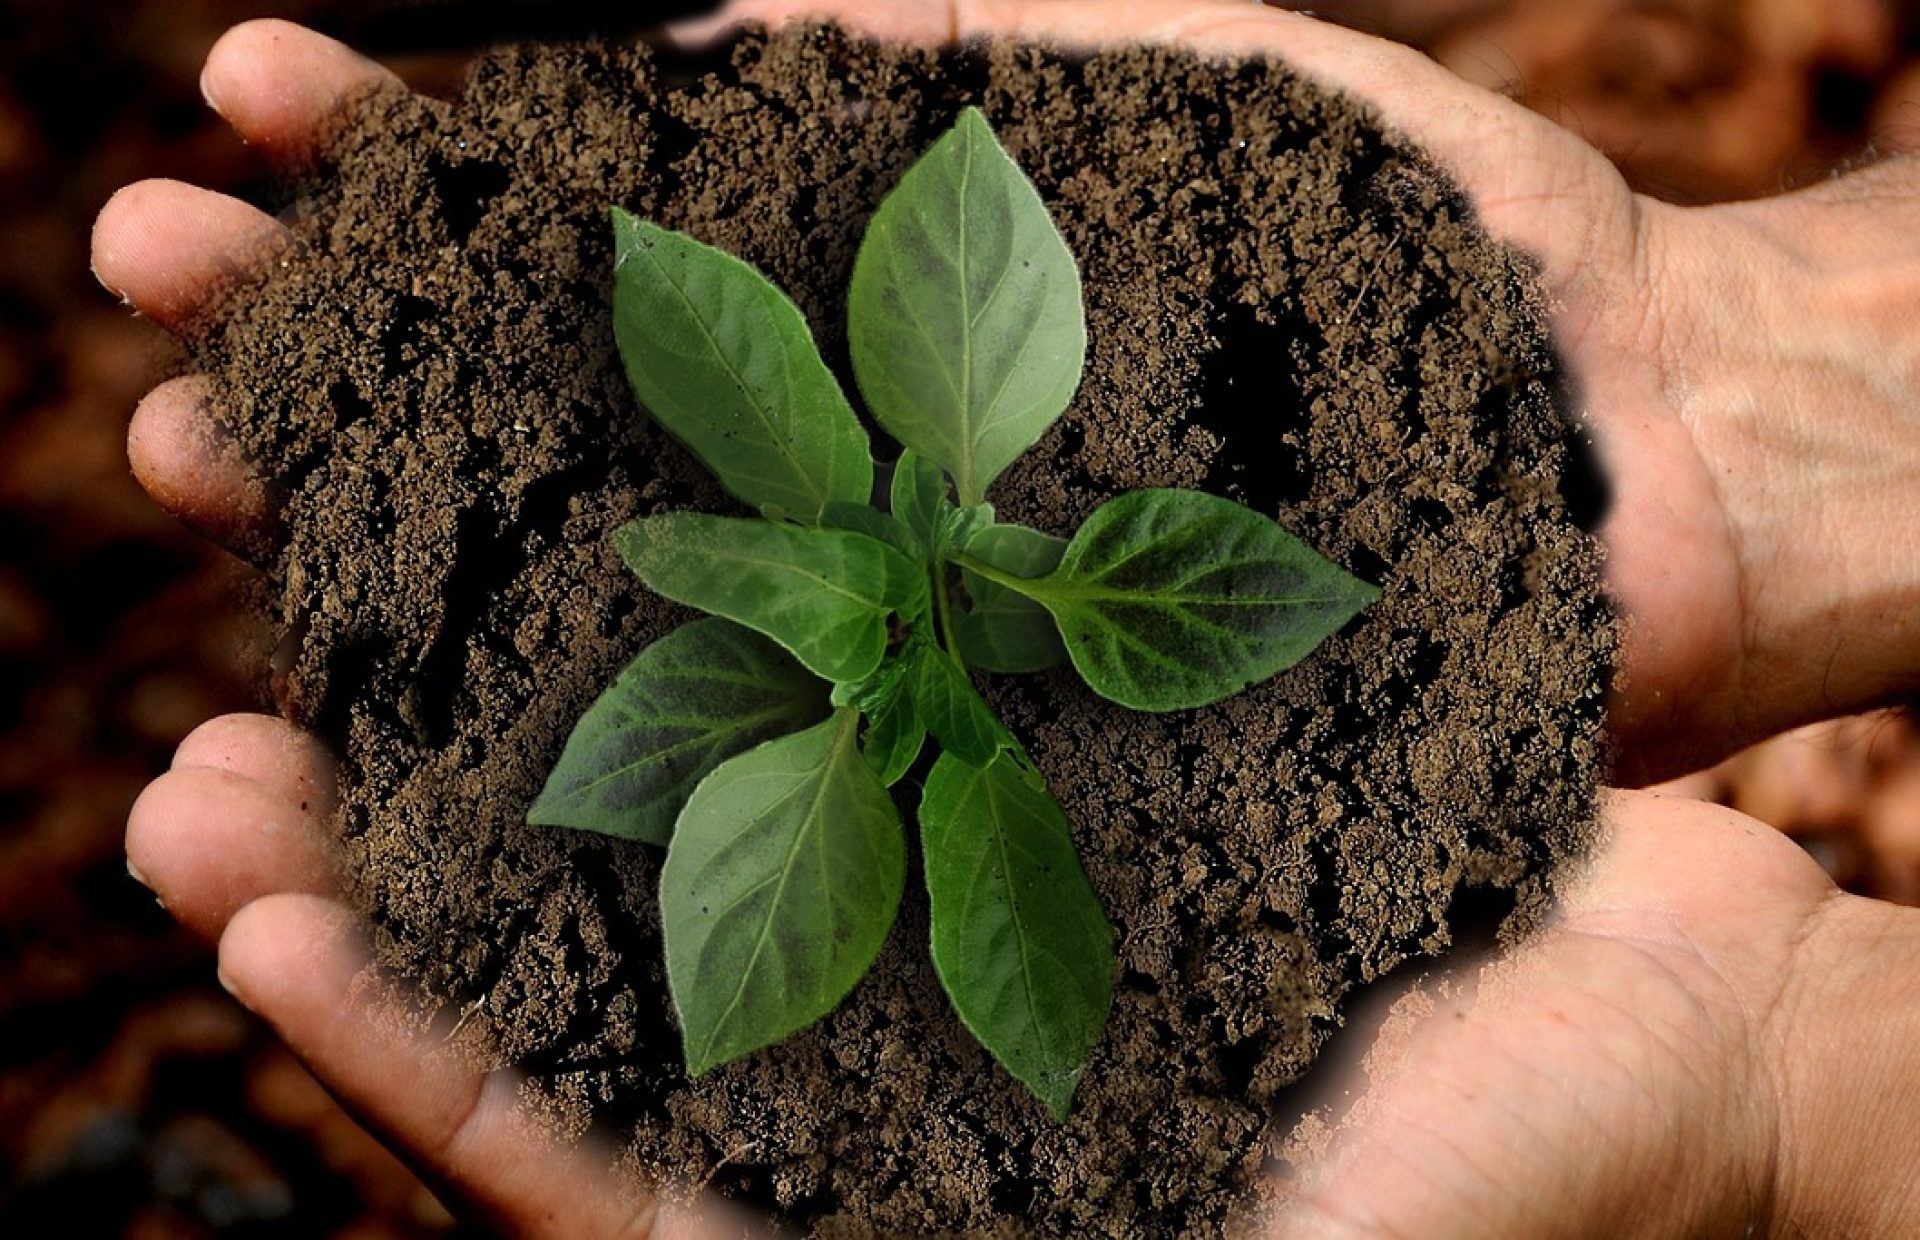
[128,857,165,908]
[88,256,128,304]
[216,966,253,1011]
[199,62,230,122]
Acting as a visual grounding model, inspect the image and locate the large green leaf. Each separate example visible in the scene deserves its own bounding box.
[662,710,905,1076]
[617,513,927,685]
[961,489,1379,711]
[612,210,872,522]
[955,522,1068,674]
[847,108,1086,506]
[528,619,830,844]
[920,750,1114,1119]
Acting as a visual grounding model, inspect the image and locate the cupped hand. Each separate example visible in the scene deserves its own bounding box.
[1279,785,1920,1237]
[101,21,760,1237]
[96,4,1920,1237]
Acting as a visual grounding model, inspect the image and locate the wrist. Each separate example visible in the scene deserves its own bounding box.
[1770,897,1920,1232]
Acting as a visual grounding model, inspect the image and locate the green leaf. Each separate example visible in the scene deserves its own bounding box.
[966,522,1067,571]
[612,210,872,522]
[935,502,994,560]
[863,702,926,787]
[920,750,1114,1119]
[831,656,926,786]
[819,500,920,561]
[904,636,1006,766]
[889,449,948,553]
[963,490,1379,711]
[856,660,926,786]
[848,108,1086,506]
[529,619,830,844]
[617,513,928,685]
[662,710,905,1076]
[955,523,1068,674]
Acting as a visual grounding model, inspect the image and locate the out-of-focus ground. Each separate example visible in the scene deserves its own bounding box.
[0,0,1915,1232]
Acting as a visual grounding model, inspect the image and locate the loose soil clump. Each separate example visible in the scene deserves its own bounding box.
[199,25,1616,1235]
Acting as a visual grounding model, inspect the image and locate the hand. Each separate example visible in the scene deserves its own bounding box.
[100,22,758,1236]
[1275,784,1920,1237]
[97,4,1920,1236]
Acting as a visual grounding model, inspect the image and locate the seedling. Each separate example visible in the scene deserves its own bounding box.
[530,109,1378,1119]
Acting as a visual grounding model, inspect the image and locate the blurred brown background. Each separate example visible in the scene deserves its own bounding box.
[2,0,1917,1233]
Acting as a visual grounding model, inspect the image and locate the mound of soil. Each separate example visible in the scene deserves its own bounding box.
[199,25,1616,1235]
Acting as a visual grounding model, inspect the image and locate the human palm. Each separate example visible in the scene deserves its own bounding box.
[98,3,1920,1234]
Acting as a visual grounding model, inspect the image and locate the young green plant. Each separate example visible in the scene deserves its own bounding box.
[529,108,1379,1119]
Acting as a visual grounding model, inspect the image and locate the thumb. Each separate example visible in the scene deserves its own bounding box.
[218,894,771,1237]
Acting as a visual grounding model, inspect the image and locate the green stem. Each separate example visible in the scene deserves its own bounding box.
[950,552,1049,600]
[931,556,964,664]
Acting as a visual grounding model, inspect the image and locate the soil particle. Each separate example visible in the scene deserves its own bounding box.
[198,25,1616,1235]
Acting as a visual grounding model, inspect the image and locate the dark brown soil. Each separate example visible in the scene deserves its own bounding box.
[197,25,1616,1235]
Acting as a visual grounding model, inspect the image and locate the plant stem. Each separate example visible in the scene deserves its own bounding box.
[950,552,1045,598]
[932,557,965,665]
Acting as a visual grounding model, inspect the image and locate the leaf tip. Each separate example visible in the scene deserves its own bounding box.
[681,1046,717,1080]
[524,789,564,829]
[609,205,642,254]
[1341,573,1385,621]
[1036,1068,1083,1122]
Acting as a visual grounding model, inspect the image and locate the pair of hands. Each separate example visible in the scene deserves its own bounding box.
[94,1,1920,1234]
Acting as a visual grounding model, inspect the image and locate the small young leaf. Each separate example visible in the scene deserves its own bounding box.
[832,656,926,786]
[617,513,928,685]
[663,710,905,1077]
[905,637,1006,766]
[920,750,1115,1119]
[955,523,1068,674]
[934,502,994,560]
[528,618,830,844]
[887,450,994,559]
[965,490,1379,711]
[889,449,948,553]
[848,108,1087,506]
[612,210,872,522]
[857,661,927,787]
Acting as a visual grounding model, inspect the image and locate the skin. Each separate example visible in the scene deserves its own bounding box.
[94,3,1920,1234]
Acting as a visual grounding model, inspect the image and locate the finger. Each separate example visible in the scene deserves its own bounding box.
[219,894,765,1238]
[173,713,340,819]
[200,19,404,166]
[1718,726,1867,835]
[91,179,290,333]
[128,374,276,556]
[1566,788,1837,920]
[126,766,340,941]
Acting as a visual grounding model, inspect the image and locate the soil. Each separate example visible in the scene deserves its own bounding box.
[196,25,1617,1236]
